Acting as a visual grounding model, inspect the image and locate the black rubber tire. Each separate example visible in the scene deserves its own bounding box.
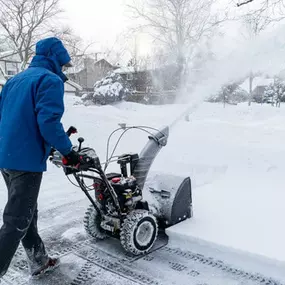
[83,205,108,240]
[120,210,158,255]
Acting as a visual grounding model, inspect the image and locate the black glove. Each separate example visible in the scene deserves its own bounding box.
[49,147,56,157]
[62,150,81,166]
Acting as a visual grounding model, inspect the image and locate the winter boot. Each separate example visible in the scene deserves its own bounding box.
[31,257,60,279]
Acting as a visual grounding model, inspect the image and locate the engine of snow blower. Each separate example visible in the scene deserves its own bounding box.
[50,125,193,256]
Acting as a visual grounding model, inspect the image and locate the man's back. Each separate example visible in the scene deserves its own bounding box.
[0,37,73,172]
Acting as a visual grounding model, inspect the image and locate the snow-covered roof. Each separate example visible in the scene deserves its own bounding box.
[0,50,14,58]
[0,75,6,85]
[240,77,274,93]
[0,72,83,90]
[66,67,83,75]
[0,65,6,85]
[113,65,156,74]
[0,50,21,62]
[114,66,135,74]
[66,80,83,91]
[94,58,113,66]
[66,58,114,75]
[277,69,285,80]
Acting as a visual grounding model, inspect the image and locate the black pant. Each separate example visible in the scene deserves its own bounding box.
[0,169,48,277]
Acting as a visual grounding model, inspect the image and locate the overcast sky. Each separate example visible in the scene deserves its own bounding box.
[58,0,252,53]
[59,0,139,54]
[58,0,285,63]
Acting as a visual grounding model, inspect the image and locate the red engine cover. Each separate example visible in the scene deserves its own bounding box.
[112,177,121,183]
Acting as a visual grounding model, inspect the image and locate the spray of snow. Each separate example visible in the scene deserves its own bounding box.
[171,22,285,128]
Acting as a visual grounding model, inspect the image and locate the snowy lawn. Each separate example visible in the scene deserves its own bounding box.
[0,95,285,265]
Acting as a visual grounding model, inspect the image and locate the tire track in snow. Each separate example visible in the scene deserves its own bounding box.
[1,203,284,285]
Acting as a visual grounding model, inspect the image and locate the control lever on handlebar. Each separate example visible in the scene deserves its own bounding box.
[61,137,85,167]
[66,126,78,137]
[78,137,84,152]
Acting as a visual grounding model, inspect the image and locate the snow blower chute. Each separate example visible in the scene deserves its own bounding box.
[50,125,193,256]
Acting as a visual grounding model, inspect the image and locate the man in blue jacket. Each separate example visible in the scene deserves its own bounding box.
[0,37,80,278]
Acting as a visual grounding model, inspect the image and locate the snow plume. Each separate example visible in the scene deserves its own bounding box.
[170,22,285,128]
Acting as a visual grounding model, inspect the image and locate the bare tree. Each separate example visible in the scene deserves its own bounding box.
[0,37,8,52]
[237,0,283,6]
[51,26,98,74]
[93,30,134,67]
[242,12,272,105]
[0,0,62,69]
[128,0,226,88]
[236,0,285,19]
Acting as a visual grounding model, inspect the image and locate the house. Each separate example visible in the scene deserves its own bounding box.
[0,50,82,94]
[68,58,115,91]
[239,76,274,102]
[0,51,21,78]
[65,80,83,96]
[0,51,20,91]
[240,76,274,94]
[114,66,152,91]
[252,86,267,99]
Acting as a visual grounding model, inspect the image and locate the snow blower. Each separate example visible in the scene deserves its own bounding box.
[50,125,193,256]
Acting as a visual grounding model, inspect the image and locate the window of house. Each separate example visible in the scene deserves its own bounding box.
[5,62,19,76]
[7,70,16,76]
[127,73,133,80]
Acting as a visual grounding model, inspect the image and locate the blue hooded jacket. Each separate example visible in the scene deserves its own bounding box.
[0,37,73,172]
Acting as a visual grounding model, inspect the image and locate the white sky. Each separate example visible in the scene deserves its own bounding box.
[58,0,254,55]
[59,0,235,61]
[59,0,147,56]
[60,0,128,42]
[58,0,285,63]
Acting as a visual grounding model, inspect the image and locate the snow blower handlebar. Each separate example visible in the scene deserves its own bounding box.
[49,126,122,217]
[49,126,78,158]
[50,125,103,175]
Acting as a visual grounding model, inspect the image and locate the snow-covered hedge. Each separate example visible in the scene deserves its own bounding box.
[207,83,248,104]
[262,79,285,107]
[81,72,132,105]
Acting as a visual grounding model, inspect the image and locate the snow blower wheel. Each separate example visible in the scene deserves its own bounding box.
[84,205,108,240]
[120,210,158,255]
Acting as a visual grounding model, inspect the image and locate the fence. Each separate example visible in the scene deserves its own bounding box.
[79,90,177,105]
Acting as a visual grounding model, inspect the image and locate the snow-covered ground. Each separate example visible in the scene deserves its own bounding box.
[1,95,285,271]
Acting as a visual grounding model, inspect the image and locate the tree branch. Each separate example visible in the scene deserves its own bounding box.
[237,0,254,7]
[0,0,63,69]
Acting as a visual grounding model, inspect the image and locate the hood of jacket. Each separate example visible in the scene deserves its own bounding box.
[29,37,71,82]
